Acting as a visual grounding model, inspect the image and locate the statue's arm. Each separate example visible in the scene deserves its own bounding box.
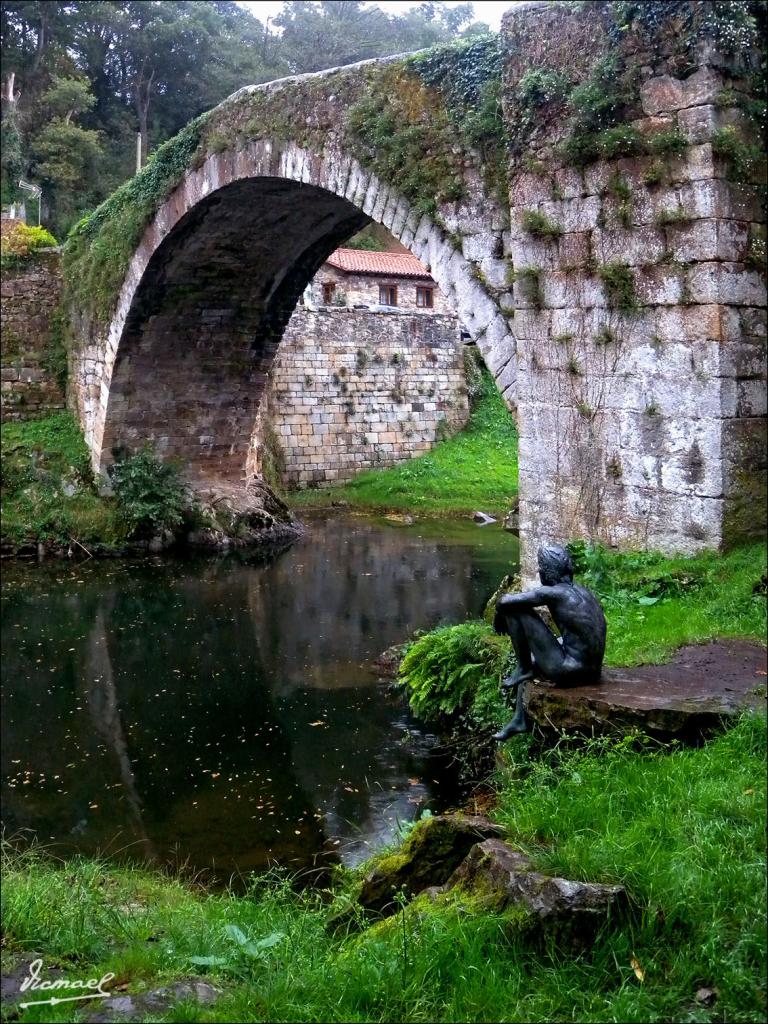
[496,586,554,612]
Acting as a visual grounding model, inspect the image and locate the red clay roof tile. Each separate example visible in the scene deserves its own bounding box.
[325,247,433,279]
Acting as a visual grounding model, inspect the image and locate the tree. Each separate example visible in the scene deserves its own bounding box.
[30,75,104,234]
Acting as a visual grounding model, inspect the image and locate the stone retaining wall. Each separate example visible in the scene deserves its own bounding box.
[252,307,468,487]
[1,250,65,421]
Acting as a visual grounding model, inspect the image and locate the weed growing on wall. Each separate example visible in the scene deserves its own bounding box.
[62,113,210,323]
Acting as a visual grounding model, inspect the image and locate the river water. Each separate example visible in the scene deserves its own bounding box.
[1,513,517,881]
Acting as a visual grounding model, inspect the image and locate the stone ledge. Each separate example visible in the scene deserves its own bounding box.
[525,640,766,741]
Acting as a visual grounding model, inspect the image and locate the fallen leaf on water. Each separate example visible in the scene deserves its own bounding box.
[630,955,645,982]
[308,721,326,727]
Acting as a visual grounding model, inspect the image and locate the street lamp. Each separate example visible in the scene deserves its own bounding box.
[18,179,42,226]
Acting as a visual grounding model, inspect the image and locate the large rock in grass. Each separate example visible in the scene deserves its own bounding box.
[525,641,767,743]
[327,814,503,930]
[358,814,504,912]
[442,839,627,943]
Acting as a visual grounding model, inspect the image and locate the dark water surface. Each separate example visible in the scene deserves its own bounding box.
[2,513,517,881]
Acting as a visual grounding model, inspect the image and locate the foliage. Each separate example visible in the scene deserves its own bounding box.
[565,540,768,665]
[0,222,57,269]
[107,447,189,539]
[407,34,508,203]
[520,209,562,239]
[0,411,124,549]
[711,125,764,182]
[399,621,510,724]
[2,711,765,1022]
[344,229,385,251]
[62,112,209,323]
[346,62,466,218]
[290,366,519,517]
[0,1,489,238]
[462,343,485,406]
[644,127,688,157]
[516,68,570,109]
[597,262,638,312]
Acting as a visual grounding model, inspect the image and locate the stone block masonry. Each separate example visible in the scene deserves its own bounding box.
[1,250,66,421]
[502,1,767,580]
[252,307,468,487]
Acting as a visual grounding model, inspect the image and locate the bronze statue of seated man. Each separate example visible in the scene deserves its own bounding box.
[492,543,607,740]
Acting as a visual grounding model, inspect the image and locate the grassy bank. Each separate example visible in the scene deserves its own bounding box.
[1,412,125,552]
[397,541,768,745]
[288,369,519,517]
[2,713,765,1023]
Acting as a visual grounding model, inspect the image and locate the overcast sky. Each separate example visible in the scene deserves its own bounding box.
[236,1,519,32]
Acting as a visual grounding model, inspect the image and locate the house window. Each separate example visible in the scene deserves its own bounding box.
[416,286,434,308]
[379,284,398,306]
[322,282,336,304]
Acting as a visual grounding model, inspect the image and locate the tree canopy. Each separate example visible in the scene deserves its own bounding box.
[1,1,491,236]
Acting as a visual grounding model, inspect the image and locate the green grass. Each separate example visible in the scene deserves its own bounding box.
[576,542,767,667]
[1,412,125,551]
[289,373,518,517]
[3,714,765,1023]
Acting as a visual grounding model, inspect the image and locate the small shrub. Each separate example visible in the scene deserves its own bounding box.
[517,68,570,108]
[616,200,633,228]
[712,125,763,181]
[655,204,692,226]
[463,344,486,407]
[1,223,58,269]
[605,171,631,201]
[515,266,544,310]
[642,159,666,186]
[598,262,638,312]
[594,326,616,345]
[645,128,688,157]
[566,355,582,375]
[399,621,510,729]
[552,332,574,344]
[596,124,642,158]
[520,209,563,239]
[108,448,189,538]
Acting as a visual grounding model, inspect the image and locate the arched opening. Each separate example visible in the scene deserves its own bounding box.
[103,177,371,487]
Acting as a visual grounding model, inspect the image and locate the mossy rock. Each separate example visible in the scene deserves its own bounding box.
[336,815,504,929]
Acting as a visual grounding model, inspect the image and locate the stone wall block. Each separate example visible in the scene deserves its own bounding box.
[509,172,552,207]
[686,263,767,307]
[539,196,602,233]
[635,266,685,306]
[592,225,666,266]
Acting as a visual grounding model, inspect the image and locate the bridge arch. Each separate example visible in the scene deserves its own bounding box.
[78,138,513,489]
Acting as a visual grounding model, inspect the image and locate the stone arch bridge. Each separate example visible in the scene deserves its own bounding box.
[65,1,766,573]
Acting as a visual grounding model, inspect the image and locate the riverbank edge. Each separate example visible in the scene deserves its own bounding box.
[2,709,766,1023]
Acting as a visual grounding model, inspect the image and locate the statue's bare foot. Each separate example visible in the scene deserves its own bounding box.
[493,717,528,741]
[500,669,534,691]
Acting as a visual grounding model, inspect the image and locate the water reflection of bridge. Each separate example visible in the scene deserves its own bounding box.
[1,517,516,879]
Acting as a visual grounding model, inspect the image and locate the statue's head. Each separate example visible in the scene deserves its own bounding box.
[537,544,574,586]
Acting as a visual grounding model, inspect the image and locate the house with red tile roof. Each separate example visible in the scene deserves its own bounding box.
[307,247,455,315]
